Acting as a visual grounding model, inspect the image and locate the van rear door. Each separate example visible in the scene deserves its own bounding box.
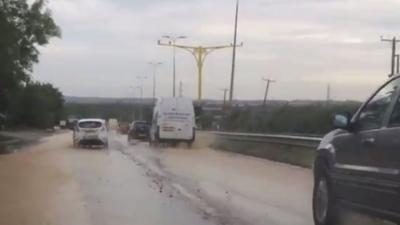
[161,112,193,139]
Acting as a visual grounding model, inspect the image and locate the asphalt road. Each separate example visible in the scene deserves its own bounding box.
[0,131,392,225]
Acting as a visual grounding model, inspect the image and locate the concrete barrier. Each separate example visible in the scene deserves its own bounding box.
[209,131,321,168]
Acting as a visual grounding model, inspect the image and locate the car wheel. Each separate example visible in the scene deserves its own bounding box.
[153,127,161,147]
[313,162,338,225]
[73,139,79,148]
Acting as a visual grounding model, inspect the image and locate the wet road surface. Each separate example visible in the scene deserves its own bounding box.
[0,132,217,225]
[0,131,393,225]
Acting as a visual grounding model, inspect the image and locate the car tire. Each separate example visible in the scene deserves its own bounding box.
[153,126,161,147]
[73,139,79,148]
[188,129,195,147]
[313,161,338,225]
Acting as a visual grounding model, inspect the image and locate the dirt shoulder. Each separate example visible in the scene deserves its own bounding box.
[0,132,91,225]
[0,129,66,154]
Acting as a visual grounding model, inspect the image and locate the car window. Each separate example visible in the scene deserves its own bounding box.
[134,122,147,128]
[357,78,400,131]
[79,121,102,128]
[388,91,400,127]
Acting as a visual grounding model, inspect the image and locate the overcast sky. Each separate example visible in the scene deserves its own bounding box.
[32,0,400,101]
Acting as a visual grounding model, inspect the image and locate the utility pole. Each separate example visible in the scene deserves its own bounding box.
[220,88,229,111]
[262,78,275,107]
[160,35,187,97]
[326,83,331,105]
[179,81,183,97]
[229,0,240,104]
[396,54,399,74]
[148,62,162,103]
[158,41,242,102]
[381,36,400,77]
[136,75,147,98]
[136,75,147,120]
[136,86,143,98]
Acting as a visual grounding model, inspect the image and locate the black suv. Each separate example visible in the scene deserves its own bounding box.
[313,76,400,225]
[127,121,149,141]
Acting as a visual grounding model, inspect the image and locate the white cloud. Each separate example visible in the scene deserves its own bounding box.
[32,0,400,101]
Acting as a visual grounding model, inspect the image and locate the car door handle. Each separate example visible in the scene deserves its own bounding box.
[361,138,375,146]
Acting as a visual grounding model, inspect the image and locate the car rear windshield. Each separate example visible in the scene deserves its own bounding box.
[134,122,148,128]
[79,121,102,128]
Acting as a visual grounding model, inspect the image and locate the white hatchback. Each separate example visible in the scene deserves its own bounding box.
[73,119,108,148]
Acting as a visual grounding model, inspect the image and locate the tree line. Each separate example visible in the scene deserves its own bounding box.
[64,101,362,136]
[0,0,63,129]
[65,103,154,123]
[220,102,362,135]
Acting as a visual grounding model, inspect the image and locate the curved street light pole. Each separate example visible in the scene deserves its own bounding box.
[148,62,162,103]
[161,35,187,97]
[262,78,276,107]
[158,40,242,102]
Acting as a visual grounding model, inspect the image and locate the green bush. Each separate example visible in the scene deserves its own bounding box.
[7,82,64,128]
[222,102,361,135]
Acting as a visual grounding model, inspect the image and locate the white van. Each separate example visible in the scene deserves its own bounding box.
[149,97,195,146]
[107,118,119,130]
[73,119,109,148]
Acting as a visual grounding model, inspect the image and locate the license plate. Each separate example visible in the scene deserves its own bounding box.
[85,134,98,139]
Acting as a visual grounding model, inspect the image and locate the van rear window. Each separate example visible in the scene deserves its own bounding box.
[79,121,102,128]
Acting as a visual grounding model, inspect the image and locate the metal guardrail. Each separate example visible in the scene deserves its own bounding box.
[211,131,322,148]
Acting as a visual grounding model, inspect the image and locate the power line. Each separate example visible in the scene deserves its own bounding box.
[381,36,400,77]
[262,78,275,107]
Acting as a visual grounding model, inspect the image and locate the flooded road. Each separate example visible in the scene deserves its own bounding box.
[0,131,392,225]
[0,132,216,225]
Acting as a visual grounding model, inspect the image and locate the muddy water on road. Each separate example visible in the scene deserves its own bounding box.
[0,134,90,225]
[160,146,313,225]
[116,132,394,225]
[0,132,217,225]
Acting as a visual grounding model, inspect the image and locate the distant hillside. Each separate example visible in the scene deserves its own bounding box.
[64,96,360,107]
[64,96,288,106]
[64,96,154,105]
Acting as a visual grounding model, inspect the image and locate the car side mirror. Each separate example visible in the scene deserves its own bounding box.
[333,114,350,130]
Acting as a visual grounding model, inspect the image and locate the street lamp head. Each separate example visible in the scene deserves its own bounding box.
[263,78,277,83]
